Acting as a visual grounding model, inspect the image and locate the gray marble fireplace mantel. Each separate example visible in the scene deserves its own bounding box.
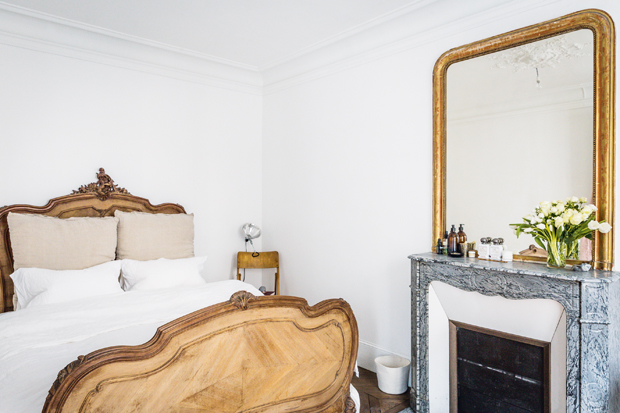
[409,252,620,413]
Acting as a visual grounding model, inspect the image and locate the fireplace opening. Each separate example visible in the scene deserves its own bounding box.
[449,321,550,413]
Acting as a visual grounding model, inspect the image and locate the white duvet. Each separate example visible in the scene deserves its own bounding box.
[0,280,262,412]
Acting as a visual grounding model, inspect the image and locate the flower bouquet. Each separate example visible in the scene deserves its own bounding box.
[511,197,611,268]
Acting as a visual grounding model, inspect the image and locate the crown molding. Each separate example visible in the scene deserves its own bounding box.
[449,96,593,126]
[259,0,439,71]
[263,0,564,94]
[0,3,262,94]
[0,1,258,71]
[0,0,568,96]
[448,83,593,123]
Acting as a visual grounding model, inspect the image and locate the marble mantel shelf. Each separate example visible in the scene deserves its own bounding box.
[409,252,620,283]
[409,252,620,413]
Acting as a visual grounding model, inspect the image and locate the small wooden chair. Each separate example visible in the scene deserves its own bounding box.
[236,251,280,295]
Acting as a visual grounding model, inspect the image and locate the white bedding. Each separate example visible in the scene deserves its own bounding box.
[0,280,262,412]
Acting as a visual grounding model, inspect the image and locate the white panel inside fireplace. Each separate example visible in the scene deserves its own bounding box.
[428,281,567,412]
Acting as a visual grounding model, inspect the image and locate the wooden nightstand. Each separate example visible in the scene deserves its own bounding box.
[236,251,280,295]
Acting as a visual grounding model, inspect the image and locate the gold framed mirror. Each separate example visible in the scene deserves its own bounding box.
[432,9,615,270]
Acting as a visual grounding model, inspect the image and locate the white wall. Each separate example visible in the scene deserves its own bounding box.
[0,42,263,284]
[262,0,620,370]
[263,50,431,363]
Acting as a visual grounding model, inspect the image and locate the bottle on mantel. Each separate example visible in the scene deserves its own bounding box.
[458,224,467,244]
[447,225,462,256]
[457,224,467,254]
[442,230,449,255]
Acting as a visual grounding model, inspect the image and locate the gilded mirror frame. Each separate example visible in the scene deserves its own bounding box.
[432,9,615,270]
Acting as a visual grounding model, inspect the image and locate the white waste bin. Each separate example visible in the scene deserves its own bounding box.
[374,355,410,394]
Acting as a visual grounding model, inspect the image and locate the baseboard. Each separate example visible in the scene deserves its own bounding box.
[357,339,410,373]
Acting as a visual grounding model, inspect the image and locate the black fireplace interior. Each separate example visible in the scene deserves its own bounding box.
[455,325,548,413]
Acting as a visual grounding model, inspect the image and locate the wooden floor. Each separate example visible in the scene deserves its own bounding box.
[352,367,410,413]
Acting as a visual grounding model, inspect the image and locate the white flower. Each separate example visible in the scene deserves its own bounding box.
[550,207,558,213]
[570,196,579,203]
[538,213,545,219]
[540,201,551,208]
[524,228,532,233]
[581,206,593,216]
[570,214,584,225]
[588,221,601,230]
[554,216,564,227]
[587,204,598,211]
[599,222,612,233]
[536,223,545,230]
[580,197,588,203]
[556,203,565,212]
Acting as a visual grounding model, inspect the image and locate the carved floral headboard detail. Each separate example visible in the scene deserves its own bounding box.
[72,168,129,200]
[0,168,186,312]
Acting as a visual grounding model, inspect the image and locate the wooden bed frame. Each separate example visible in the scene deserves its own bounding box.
[0,169,358,413]
[0,168,185,313]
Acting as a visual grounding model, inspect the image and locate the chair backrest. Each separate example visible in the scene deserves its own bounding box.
[237,251,280,295]
[237,251,278,270]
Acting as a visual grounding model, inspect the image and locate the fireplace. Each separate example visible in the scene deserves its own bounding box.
[427,278,565,412]
[450,321,549,413]
[410,253,620,413]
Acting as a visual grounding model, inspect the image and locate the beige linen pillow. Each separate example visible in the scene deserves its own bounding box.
[7,213,119,270]
[115,211,194,260]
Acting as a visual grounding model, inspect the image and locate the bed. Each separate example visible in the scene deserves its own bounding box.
[0,169,358,412]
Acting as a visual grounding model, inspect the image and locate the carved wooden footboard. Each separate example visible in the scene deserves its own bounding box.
[43,291,358,413]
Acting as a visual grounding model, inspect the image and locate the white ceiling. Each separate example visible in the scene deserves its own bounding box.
[0,0,429,69]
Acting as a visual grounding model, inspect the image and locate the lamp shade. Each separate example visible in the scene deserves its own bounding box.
[242,223,261,241]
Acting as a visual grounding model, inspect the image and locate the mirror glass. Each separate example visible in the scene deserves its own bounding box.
[445,29,594,258]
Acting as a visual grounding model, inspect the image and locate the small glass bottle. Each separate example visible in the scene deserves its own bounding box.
[436,238,442,254]
[457,224,467,254]
[442,230,449,255]
[489,238,504,261]
[478,237,491,260]
[448,225,462,256]
[458,224,467,243]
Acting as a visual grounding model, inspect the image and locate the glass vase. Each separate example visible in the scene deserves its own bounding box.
[566,239,580,260]
[546,240,567,268]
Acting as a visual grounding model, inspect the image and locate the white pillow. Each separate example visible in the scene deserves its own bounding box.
[10,261,123,309]
[8,212,119,270]
[114,211,194,260]
[121,256,207,291]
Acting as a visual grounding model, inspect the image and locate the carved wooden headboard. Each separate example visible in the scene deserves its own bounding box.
[0,169,186,313]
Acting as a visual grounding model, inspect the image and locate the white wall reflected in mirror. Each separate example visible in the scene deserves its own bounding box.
[446,29,593,256]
